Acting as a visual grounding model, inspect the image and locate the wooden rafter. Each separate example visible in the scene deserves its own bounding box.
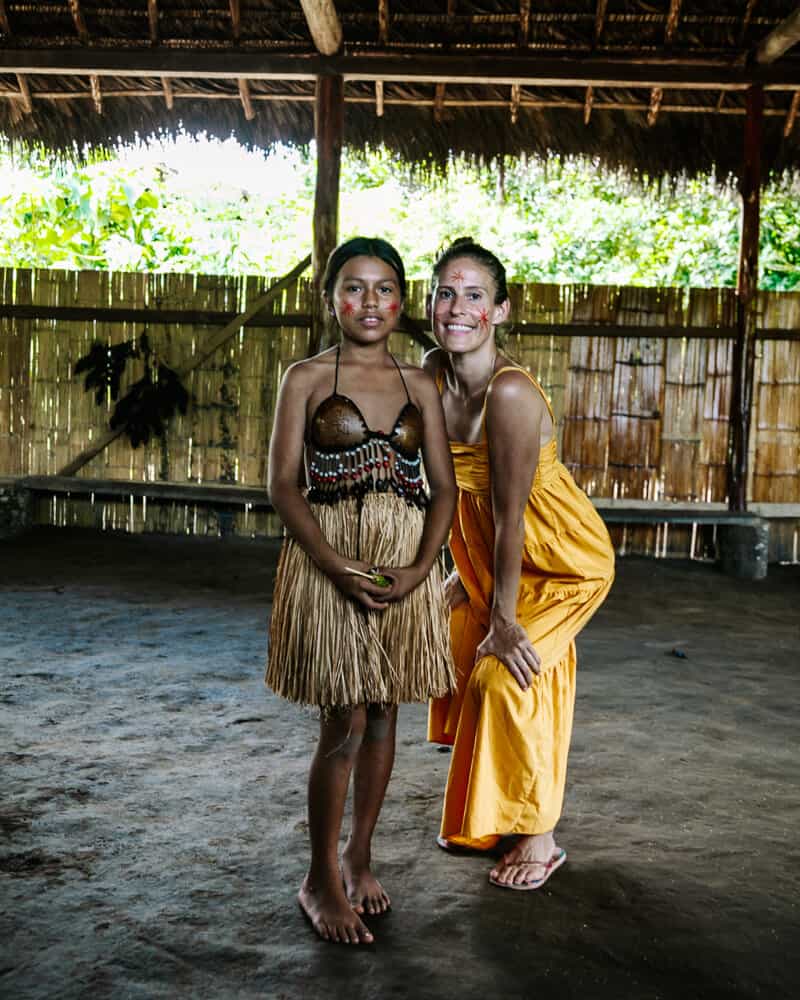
[648,1,682,127]
[739,0,759,45]
[229,0,241,41]
[3,50,800,91]
[68,0,88,44]
[147,0,158,45]
[90,74,102,114]
[16,73,32,113]
[510,82,520,124]
[583,84,594,124]
[434,82,445,123]
[519,0,530,47]
[594,0,608,45]
[378,0,389,45]
[647,86,664,126]
[0,1,11,37]
[238,78,255,120]
[162,76,174,110]
[299,0,342,56]
[785,88,800,135]
[756,5,800,64]
[375,79,384,117]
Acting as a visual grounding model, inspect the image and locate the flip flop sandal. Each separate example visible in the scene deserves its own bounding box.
[488,848,567,891]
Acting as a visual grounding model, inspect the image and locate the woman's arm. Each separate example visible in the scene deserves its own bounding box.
[477,371,545,688]
[382,369,457,601]
[268,362,391,611]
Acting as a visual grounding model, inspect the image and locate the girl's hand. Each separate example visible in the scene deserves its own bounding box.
[379,565,425,602]
[476,614,541,690]
[444,570,468,610]
[327,560,392,611]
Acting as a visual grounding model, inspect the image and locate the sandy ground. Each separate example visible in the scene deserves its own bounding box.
[1,527,799,1000]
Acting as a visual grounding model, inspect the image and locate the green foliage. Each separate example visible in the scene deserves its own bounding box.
[1,135,798,289]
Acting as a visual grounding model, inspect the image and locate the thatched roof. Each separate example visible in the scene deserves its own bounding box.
[2,1,800,175]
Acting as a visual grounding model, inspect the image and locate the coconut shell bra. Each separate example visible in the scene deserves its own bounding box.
[306,346,427,509]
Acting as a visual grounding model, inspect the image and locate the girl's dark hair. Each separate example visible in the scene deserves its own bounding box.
[323,236,406,300]
[432,237,509,305]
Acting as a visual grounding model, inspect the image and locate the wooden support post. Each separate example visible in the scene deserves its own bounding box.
[308,73,344,357]
[16,73,32,113]
[58,255,310,477]
[0,1,12,36]
[728,85,763,512]
[375,80,384,116]
[785,89,800,136]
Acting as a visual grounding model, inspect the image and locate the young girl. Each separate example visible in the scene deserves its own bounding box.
[266,237,456,944]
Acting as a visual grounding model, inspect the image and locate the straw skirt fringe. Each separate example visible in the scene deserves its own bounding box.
[266,494,455,709]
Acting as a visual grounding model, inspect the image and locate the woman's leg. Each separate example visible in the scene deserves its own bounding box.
[343,703,398,915]
[299,704,374,943]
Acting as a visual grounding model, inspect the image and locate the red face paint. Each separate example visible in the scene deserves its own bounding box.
[341,302,354,316]
[479,308,489,325]
[451,270,465,282]
[388,302,400,314]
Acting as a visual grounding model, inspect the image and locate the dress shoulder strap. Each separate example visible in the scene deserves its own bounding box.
[485,366,556,423]
[333,344,341,394]
[390,353,412,403]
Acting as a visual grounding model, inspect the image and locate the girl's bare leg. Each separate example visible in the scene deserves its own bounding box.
[342,703,398,915]
[298,705,374,944]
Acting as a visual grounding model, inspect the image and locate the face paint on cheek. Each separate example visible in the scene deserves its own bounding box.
[479,308,490,326]
[341,302,354,316]
[388,302,400,314]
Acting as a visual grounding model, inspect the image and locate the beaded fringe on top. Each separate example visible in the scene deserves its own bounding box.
[266,493,455,709]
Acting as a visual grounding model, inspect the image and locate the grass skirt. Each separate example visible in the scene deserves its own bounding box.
[266,494,455,709]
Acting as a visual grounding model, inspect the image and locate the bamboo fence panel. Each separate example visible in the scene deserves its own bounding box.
[1,268,798,548]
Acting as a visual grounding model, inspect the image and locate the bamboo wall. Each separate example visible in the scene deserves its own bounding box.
[1,268,798,554]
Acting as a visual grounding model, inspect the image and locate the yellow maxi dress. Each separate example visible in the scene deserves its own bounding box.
[428,368,615,848]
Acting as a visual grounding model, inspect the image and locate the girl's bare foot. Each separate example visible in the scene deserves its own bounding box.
[342,847,391,916]
[298,873,374,943]
[489,832,562,888]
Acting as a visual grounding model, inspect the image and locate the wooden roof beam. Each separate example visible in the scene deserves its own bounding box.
[299,0,342,56]
[375,79,384,117]
[3,50,800,90]
[583,84,593,124]
[648,0,682,127]
[756,5,800,64]
[510,82,520,124]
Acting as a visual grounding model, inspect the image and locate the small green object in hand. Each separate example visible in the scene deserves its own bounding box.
[371,574,392,588]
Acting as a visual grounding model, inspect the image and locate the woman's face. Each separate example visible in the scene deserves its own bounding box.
[431,256,509,356]
[327,255,402,345]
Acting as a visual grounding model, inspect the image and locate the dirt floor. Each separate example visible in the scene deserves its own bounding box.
[1,527,799,1000]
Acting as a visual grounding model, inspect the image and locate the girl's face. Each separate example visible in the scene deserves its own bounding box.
[431,256,509,357]
[327,255,402,345]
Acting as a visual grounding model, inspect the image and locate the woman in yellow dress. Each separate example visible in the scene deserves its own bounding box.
[426,238,615,890]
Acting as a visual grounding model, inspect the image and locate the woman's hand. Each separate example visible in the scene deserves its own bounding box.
[476,614,541,690]
[444,570,468,610]
[379,565,425,602]
[326,559,393,611]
